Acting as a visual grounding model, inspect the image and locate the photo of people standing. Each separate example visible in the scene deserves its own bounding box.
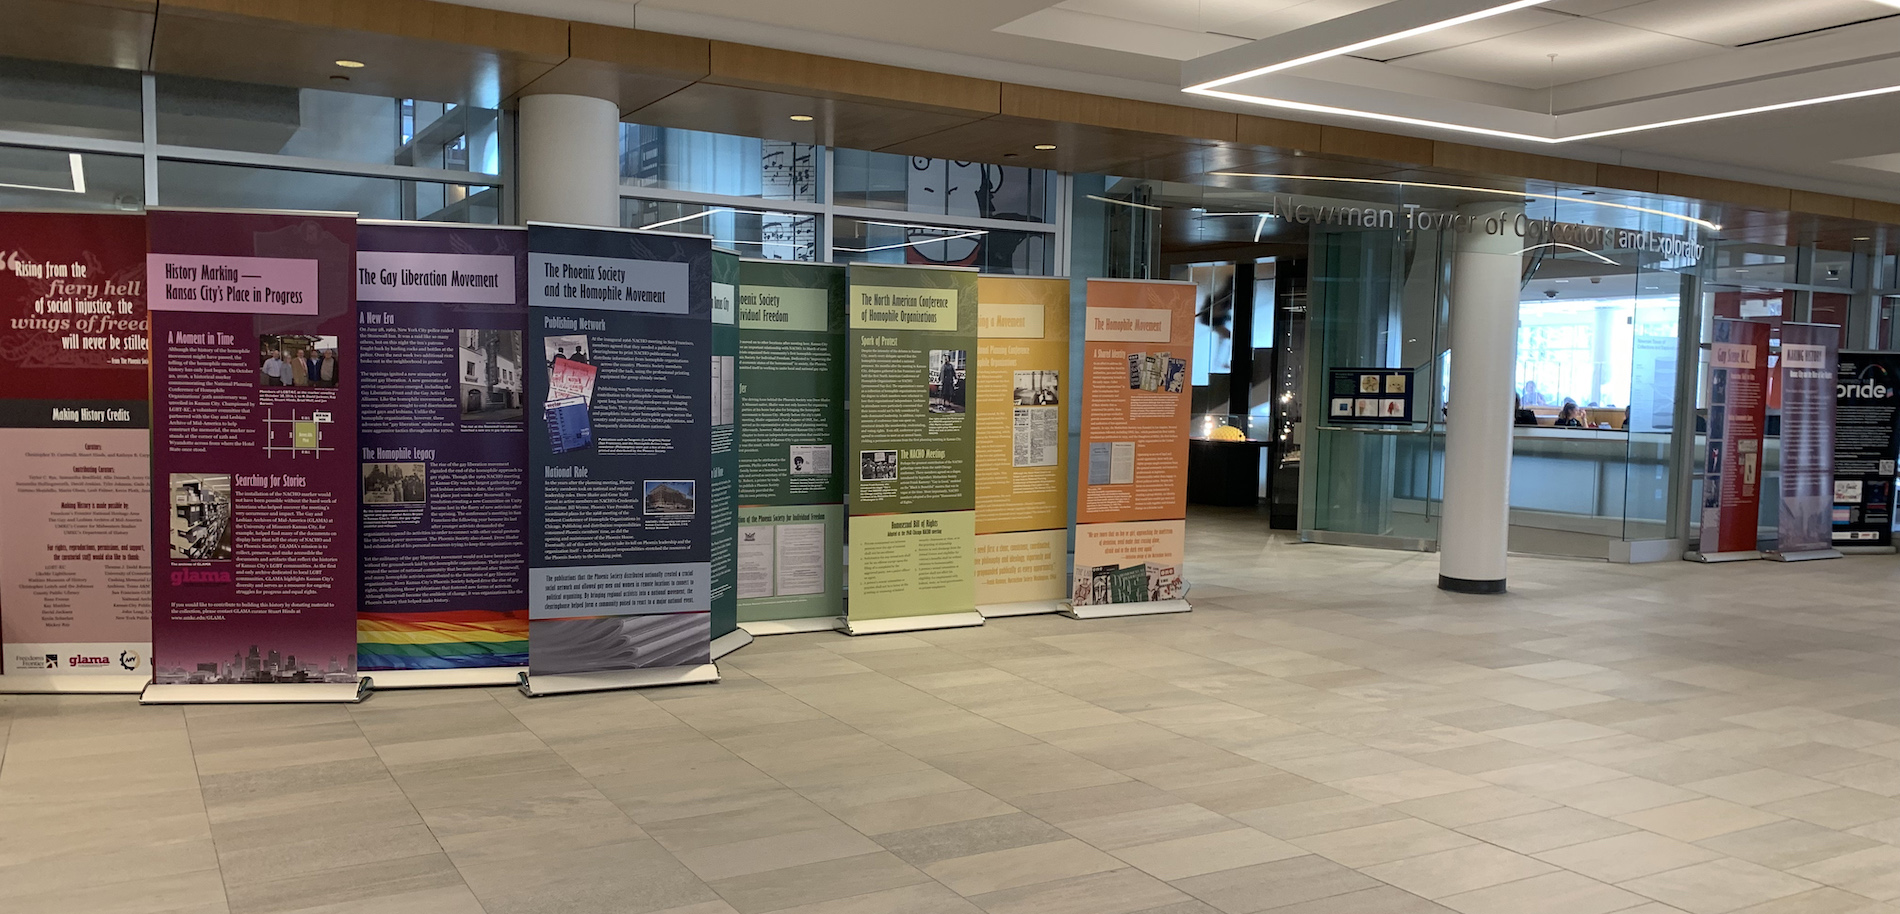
[260,334,341,388]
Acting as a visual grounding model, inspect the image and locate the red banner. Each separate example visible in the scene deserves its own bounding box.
[1698,318,1771,556]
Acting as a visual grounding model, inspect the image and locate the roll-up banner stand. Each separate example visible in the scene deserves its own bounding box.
[0,213,153,694]
[353,222,530,687]
[521,223,717,696]
[735,260,848,636]
[144,209,366,703]
[1767,322,1842,562]
[843,264,982,635]
[973,276,1072,618]
[708,249,748,660]
[1832,351,1900,552]
[1689,318,1772,563]
[1067,279,1196,619]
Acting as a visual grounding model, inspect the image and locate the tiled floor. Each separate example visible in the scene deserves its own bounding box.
[10,507,1900,914]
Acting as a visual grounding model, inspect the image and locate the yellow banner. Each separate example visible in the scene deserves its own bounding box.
[974,528,1067,606]
[975,277,1070,539]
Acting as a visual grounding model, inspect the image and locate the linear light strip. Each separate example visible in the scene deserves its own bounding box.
[1187,11,1900,144]
[835,229,989,254]
[1518,242,1618,264]
[639,207,731,230]
[0,153,88,194]
[1205,172,1721,231]
[1086,194,1163,211]
[1189,0,1557,91]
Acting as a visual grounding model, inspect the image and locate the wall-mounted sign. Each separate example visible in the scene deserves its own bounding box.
[1326,368,1415,424]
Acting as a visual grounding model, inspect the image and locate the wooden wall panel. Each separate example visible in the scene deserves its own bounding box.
[1433,143,1597,187]
[1791,190,1857,220]
[1656,173,1792,212]
[518,24,707,113]
[1235,115,1322,153]
[159,0,567,57]
[1595,165,1659,195]
[0,0,154,71]
[1000,85,1236,142]
[1319,126,1432,166]
[706,42,997,117]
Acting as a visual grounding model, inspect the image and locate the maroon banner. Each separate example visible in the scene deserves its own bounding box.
[1698,318,1771,557]
[0,213,153,679]
[148,210,360,685]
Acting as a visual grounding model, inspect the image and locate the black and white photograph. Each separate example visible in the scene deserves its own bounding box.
[790,444,831,476]
[544,333,592,366]
[168,473,233,561]
[643,480,697,514]
[1012,370,1059,406]
[860,449,898,481]
[460,330,524,421]
[362,462,427,505]
[928,349,966,413]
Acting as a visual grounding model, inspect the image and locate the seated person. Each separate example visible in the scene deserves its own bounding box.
[1514,396,1539,426]
[1554,401,1585,428]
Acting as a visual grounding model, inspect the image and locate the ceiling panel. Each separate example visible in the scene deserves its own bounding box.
[1361,9,1570,62]
[1594,0,1886,47]
[1391,17,1726,89]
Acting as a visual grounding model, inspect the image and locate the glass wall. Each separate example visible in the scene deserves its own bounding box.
[0,56,505,222]
[619,125,1059,272]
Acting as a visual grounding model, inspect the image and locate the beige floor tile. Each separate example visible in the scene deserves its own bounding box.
[1534,832,1723,883]
[1062,803,1239,850]
[1172,855,1381,914]
[1540,777,1704,817]
[1360,844,1556,899]
[671,824,883,880]
[1761,788,1900,830]
[1292,817,1477,868]
[872,812,1068,868]
[922,837,1123,896]
[1230,795,1408,839]
[1616,798,1786,842]
[1823,762,1900,798]
[1620,859,1820,914]
[1392,786,1557,828]
[1697,819,1883,870]
[1439,870,1646,914]
[1791,846,1900,901]
[1460,807,1637,854]
[1110,827,1304,880]
[968,867,1192,914]
[1728,887,1899,914]
[1685,769,1836,806]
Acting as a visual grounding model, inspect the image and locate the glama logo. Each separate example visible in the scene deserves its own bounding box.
[171,568,233,587]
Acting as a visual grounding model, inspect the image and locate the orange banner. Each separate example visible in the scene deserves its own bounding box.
[1076,279,1195,526]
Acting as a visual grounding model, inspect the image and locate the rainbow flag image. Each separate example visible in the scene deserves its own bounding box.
[358,610,529,670]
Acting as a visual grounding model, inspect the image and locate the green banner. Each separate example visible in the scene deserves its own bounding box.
[736,504,845,621]
[737,260,847,626]
[710,250,740,639]
[847,264,979,622]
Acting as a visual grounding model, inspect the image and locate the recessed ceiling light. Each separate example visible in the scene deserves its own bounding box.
[789,115,814,122]
[334,59,365,69]
[1855,236,1872,240]
[1034,144,1057,150]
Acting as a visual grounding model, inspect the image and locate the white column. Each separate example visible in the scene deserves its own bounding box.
[516,94,621,227]
[1439,204,1522,593]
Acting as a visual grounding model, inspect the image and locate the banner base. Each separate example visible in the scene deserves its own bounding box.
[0,673,149,695]
[518,663,719,697]
[1684,550,1761,563]
[1839,545,1898,555]
[140,679,369,705]
[739,617,843,636]
[1062,599,1193,620]
[1764,548,1844,562]
[710,629,753,660]
[363,667,525,690]
[837,612,985,636]
[977,600,1064,618]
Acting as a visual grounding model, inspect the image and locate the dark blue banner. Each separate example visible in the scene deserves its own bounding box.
[526,224,712,675]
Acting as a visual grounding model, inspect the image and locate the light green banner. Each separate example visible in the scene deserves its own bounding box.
[846,264,979,622]
[737,505,844,623]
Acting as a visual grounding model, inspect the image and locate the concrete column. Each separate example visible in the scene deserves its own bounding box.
[516,94,620,227]
[1439,203,1522,593]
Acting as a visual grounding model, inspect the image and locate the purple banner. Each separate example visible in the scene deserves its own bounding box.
[148,210,359,685]
[1777,322,1840,555]
[355,223,529,670]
